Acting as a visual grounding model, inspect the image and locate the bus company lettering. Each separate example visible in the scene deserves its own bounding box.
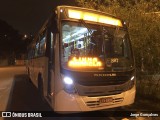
[94,73,116,77]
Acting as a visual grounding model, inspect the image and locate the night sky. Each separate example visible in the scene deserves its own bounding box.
[0,0,76,35]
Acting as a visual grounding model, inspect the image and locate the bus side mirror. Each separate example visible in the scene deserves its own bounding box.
[124,21,130,28]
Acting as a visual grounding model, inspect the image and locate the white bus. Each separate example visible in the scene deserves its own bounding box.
[27,6,136,112]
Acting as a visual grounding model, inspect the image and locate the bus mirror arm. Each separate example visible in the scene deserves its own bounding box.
[123,21,130,28]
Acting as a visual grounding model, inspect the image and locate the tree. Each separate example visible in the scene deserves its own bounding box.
[0,19,30,64]
[75,0,160,73]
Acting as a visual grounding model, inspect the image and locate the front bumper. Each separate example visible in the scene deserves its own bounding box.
[54,85,136,112]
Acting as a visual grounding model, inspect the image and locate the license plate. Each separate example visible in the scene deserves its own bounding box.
[99,97,113,103]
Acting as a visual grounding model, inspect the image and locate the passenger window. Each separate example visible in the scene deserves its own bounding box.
[39,30,47,56]
[35,42,39,57]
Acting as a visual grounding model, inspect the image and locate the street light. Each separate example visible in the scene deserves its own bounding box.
[24,34,27,38]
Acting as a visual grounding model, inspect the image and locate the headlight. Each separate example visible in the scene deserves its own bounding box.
[63,76,76,94]
[63,77,73,85]
[127,76,136,90]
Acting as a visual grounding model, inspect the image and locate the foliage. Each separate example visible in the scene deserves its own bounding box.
[137,74,160,100]
[75,0,160,73]
[0,19,30,59]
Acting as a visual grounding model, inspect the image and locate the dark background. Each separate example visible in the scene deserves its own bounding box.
[0,0,76,35]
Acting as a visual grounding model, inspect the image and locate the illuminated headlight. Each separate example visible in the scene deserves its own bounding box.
[127,76,136,90]
[63,77,73,85]
[63,76,76,94]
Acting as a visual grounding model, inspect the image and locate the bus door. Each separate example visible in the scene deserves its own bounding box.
[47,31,56,106]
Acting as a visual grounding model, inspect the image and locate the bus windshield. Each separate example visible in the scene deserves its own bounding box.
[61,21,134,71]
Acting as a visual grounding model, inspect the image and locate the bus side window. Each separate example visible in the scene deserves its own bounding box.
[35,41,39,57]
[50,32,55,68]
[39,36,46,56]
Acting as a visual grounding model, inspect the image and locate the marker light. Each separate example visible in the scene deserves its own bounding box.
[63,77,73,85]
[131,76,135,81]
[68,57,102,67]
[68,9,122,27]
[128,76,135,90]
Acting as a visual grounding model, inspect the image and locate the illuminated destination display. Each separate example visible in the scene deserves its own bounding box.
[68,57,102,67]
[68,9,123,27]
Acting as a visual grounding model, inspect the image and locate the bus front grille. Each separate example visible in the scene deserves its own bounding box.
[76,76,130,86]
[75,81,129,96]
